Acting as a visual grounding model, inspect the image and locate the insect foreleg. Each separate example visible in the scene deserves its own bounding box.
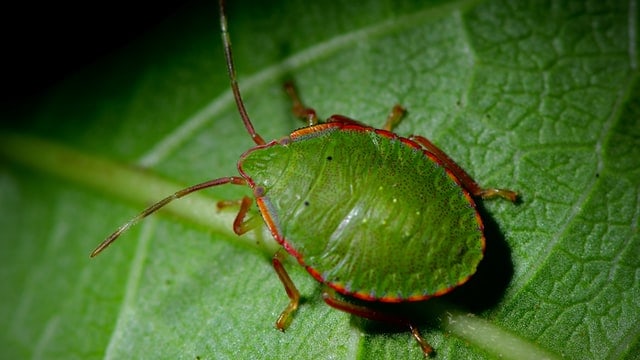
[217,196,261,235]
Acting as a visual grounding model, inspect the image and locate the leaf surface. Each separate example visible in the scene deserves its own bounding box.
[1,0,638,359]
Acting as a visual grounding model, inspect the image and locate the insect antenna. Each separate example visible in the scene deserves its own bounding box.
[219,0,265,146]
[90,176,246,257]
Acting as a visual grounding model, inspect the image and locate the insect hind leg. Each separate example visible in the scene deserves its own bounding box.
[410,135,518,202]
[321,288,434,356]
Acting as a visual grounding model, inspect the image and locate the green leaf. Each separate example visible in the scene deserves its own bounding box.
[2,0,638,359]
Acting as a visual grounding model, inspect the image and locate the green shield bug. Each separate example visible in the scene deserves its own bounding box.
[91,0,518,356]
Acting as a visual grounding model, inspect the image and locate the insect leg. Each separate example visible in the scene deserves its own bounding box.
[382,104,406,131]
[284,82,319,126]
[216,196,261,235]
[283,81,369,127]
[322,288,433,356]
[409,135,518,202]
[273,249,301,331]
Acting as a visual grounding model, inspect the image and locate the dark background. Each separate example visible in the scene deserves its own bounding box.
[2,1,196,113]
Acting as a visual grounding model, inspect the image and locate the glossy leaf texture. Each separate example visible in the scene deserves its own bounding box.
[1,0,638,359]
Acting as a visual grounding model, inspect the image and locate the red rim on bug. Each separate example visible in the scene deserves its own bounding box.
[91,0,518,356]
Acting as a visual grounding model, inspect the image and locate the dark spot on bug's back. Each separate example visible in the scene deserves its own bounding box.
[456,245,467,261]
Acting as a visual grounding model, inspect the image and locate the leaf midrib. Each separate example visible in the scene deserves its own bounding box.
[136,0,482,168]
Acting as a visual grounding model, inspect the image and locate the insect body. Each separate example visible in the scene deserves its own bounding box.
[243,123,486,302]
[92,0,518,356]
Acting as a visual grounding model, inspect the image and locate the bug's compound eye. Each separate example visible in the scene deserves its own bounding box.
[254,186,266,197]
[278,136,292,145]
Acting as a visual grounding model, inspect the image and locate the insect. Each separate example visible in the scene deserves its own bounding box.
[91,0,518,356]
